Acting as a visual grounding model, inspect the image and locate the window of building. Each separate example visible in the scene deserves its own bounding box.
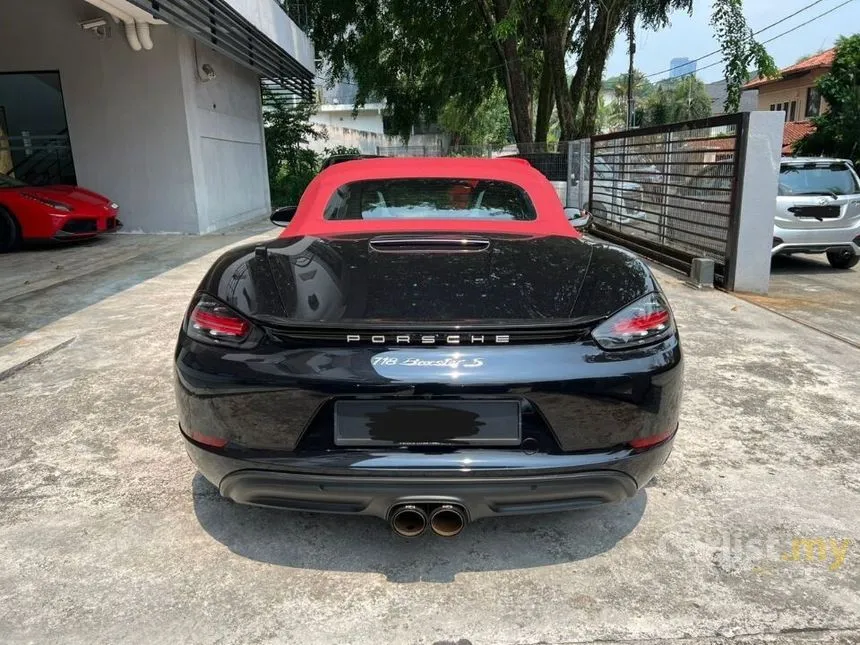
[805,87,821,118]
[0,71,76,185]
[768,102,793,121]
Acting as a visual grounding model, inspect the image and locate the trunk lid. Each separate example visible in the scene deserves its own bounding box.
[263,234,594,324]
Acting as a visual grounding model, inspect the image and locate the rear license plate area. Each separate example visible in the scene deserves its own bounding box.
[333,400,522,447]
[790,205,840,219]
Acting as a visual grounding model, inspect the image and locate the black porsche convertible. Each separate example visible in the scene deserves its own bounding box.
[174,157,683,537]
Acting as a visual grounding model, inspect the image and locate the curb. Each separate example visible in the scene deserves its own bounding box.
[0,336,76,381]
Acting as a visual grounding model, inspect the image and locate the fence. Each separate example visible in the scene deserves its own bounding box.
[588,114,745,283]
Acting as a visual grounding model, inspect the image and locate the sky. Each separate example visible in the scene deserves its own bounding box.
[603,0,860,84]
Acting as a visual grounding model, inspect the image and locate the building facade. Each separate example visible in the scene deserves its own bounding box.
[744,49,833,153]
[308,75,448,156]
[704,80,758,116]
[0,0,314,233]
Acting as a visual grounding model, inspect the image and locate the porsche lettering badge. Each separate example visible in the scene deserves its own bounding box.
[347,334,510,345]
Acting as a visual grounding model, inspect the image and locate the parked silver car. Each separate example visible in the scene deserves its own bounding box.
[774,157,860,269]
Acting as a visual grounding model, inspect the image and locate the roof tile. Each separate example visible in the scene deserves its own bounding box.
[744,48,835,89]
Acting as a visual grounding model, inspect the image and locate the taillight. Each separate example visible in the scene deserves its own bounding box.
[188,430,229,448]
[187,296,251,344]
[629,429,675,450]
[592,292,675,350]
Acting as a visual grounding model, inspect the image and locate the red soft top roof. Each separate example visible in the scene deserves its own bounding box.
[283,157,577,238]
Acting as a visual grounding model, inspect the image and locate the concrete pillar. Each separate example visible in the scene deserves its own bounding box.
[728,111,783,293]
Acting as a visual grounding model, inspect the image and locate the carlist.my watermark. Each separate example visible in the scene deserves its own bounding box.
[660,532,853,573]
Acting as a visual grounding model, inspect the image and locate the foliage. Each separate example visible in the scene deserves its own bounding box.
[267,143,365,207]
[603,70,654,127]
[308,0,695,144]
[605,70,655,103]
[263,92,323,206]
[710,0,778,112]
[595,94,625,133]
[794,35,860,164]
[308,0,496,141]
[640,76,712,126]
[307,0,769,144]
[263,86,365,207]
[438,86,512,146]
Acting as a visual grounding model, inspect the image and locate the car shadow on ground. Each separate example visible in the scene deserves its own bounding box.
[770,254,844,275]
[191,473,647,583]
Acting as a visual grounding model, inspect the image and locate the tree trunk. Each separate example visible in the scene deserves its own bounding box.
[567,7,606,126]
[545,18,575,141]
[501,36,534,146]
[534,57,555,143]
[569,0,625,138]
[476,0,534,146]
[578,56,606,137]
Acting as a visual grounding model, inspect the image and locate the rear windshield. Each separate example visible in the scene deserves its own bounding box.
[779,163,860,196]
[323,178,537,221]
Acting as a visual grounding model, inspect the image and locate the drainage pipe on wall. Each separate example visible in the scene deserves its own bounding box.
[135,21,153,50]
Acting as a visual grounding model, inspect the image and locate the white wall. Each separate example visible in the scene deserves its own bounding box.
[0,0,199,232]
[307,124,448,156]
[311,105,385,134]
[222,0,314,73]
[731,111,783,294]
[179,38,270,233]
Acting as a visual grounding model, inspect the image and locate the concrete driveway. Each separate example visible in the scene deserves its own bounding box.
[739,254,860,347]
[0,231,858,644]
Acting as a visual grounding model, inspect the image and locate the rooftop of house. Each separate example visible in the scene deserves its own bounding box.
[781,120,816,154]
[744,48,835,90]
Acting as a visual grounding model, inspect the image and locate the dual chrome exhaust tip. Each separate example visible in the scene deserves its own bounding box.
[389,503,468,538]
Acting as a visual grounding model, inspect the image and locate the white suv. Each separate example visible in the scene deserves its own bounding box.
[774,158,860,269]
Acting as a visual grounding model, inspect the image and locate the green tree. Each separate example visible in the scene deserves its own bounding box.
[794,35,860,163]
[308,0,771,145]
[710,0,777,112]
[263,90,323,206]
[595,94,625,133]
[603,69,653,127]
[640,76,711,126]
[439,86,512,146]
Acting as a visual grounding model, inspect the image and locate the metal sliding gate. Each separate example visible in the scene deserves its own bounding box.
[588,114,747,285]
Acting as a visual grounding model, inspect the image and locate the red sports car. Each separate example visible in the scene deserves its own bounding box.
[0,173,121,252]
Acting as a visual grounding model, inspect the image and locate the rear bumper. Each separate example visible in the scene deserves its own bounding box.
[183,431,674,521]
[773,223,860,255]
